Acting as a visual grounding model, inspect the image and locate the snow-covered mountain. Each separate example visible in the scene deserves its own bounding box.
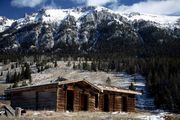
[120,12,180,29]
[0,6,180,56]
[3,6,180,32]
[0,16,14,33]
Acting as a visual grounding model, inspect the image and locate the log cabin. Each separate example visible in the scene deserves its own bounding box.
[5,79,141,112]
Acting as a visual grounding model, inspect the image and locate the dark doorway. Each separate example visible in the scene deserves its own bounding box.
[67,90,74,111]
[95,94,98,108]
[81,94,88,111]
[104,94,109,112]
[35,92,39,110]
[122,96,127,112]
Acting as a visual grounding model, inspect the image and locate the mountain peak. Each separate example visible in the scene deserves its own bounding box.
[120,11,180,29]
[1,6,180,33]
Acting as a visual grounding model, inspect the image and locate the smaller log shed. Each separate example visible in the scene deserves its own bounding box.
[5,80,141,112]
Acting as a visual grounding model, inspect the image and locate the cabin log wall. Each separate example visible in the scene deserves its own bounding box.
[11,91,36,109]
[114,96,122,111]
[98,94,104,111]
[57,88,66,112]
[109,94,114,112]
[127,97,135,112]
[88,94,95,112]
[11,85,57,110]
[73,90,80,112]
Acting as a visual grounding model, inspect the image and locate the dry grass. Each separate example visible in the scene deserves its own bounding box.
[0,84,10,95]
[31,61,133,89]
[164,114,180,120]
[0,111,145,120]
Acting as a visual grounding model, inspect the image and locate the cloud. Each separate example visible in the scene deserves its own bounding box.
[116,0,180,15]
[71,0,85,4]
[42,0,59,9]
[86,0,117,6]
[11,0,47,8]
[71,0,117,6]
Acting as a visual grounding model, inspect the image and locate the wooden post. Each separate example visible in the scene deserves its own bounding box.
[15,107,21,117]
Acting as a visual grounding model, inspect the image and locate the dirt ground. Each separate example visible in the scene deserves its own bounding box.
[0,111,179,120]
[0,84,10,95]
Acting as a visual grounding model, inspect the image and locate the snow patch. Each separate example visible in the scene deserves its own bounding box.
[0,16,14,32]
[138,113,166,120]
[121,12,180,29]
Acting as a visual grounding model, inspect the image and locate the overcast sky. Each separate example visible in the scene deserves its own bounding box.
[0,0,180,19]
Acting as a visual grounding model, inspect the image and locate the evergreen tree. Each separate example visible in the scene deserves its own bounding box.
[54,61,58,67]
[17,73,21,81]
[66,61,71,67]
[108,60,115,70]
[73,62,76,69]
[82,61,90,70]
[97,60,101,71]
[106,77,111,86]
[15,62,18,68]
[77,61,81,69]
[13,71,18,83]
[91,61,97,71]
[12,81,18,88]
[116,62,121,72]
[22,81,28,86]
[24,63,31,80]
[37,67,41,73]
[11,64,15,69]
[129,83,135,91]
[6,71,10,83]
[0,71,2,76]
[21,66,25,79]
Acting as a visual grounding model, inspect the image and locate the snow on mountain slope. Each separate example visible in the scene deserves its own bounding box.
[120,12,180,29]
[0,16,14,33]
[15,7,97,29]
[15,7,180,30]
[1,6,180,32]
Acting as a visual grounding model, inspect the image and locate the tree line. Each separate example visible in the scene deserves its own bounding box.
[0,54,179,112]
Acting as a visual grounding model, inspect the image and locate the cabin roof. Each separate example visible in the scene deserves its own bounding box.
[5,82,58,92]
[5,79,101,92]
[57,79,102,92]
[96,84,142,95]
[6,79,141,95]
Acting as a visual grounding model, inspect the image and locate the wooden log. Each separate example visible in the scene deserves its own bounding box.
[73,90,80,112]
[57,88,66,112]
[114,96,121,112]
[88,94,95,112]
[109,94,114,112]
[98,94,104,112]
[127,97,135,112]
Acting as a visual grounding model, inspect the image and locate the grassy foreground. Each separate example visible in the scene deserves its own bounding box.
[0,111,179,120]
